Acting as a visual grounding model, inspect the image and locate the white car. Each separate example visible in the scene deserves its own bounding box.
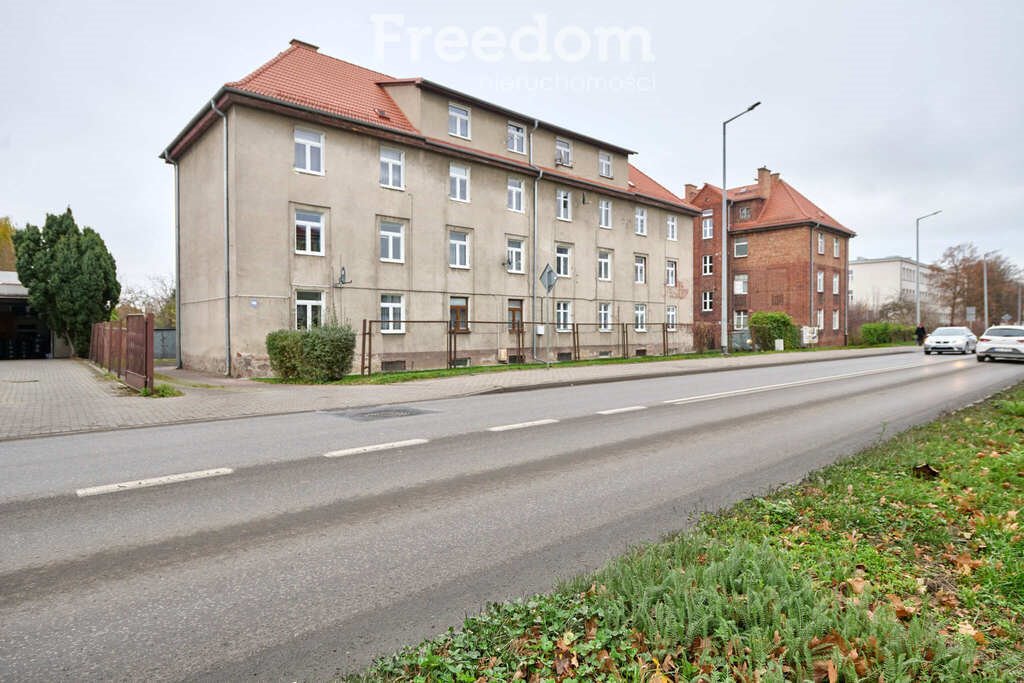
[976,325,1024,362]
[923,326,977,355]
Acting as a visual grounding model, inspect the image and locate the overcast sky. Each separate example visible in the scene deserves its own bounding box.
[1,0,1021,288]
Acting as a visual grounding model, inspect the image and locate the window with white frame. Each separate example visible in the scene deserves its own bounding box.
[734,310,749,330]
[599,151,613,178]
[379,147,404,189]
[702,210,714,239]
[449,230,469,268]
[634,255,646,283]
[449,163,470,201]
[450,296,469,332]
[734,239,749,257]
[507,177,524,212]
[738,205,751,220]
[598,302,612,331]
[702,254,714,276]
[555,300,572,331]
[816,308,824,330]
[507,122,525,153]
[734,273,748,295]
[701,291,713,312]
[833,237,840,258]
[294,129,323,174]
[506,238,524,273]
[634,303,647,331]
[666,305,677,331]
[818,232,825,254]
[556,189,572,221]
[448,104,470,138]
[597,250,611,281]
[599,199,612,228]
[295,290,323,330]
[833,309,840,330]
[832,272,840,294]
[555,244,571,276]
[294,210,323,255]
[379,220,404,262]
[667,215,678,241]
[666,259,677,286]
[634,207,647,235]
[555,138,572,166]
[380,294,404,333]
[817,270,825,292]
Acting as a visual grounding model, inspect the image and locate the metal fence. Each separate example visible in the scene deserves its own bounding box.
[90,313,155,391]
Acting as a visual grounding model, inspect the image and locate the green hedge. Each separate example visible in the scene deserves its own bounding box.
[860,322,914,345]
[749,311,800,350]
[266,325,355,382]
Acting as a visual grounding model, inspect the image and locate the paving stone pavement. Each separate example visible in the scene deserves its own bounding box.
[0,348,915,440]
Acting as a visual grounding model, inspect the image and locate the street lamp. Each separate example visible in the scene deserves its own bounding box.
[721,101,761,354]
[982,250,999,330]
[914,210,941,326]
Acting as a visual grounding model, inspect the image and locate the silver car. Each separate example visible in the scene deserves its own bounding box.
[977,325,1024,362]
[923,326,977,355]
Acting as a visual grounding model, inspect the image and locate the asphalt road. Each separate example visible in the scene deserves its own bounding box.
[2,352,1022,681]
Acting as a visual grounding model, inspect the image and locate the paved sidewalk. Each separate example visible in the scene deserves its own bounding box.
[0,348,915,440]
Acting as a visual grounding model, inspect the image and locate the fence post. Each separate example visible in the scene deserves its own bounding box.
[662,323,668,356]
[572,323,579,360]
[146,313,155,390]
[360,319,367,375]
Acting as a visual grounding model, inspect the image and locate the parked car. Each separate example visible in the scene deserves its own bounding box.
[976,325,1024,362]
[923,326,977,355]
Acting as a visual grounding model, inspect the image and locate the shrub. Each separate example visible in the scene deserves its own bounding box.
[749,311,800,350]
[860,322,915,345]
[266,325,355,382]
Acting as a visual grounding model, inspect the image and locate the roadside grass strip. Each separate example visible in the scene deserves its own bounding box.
[352,382,1024,682]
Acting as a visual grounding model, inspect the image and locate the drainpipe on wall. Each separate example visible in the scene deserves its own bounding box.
[809,222,820,334]
[210,99,231,376]
[529,119,543,360]
[162,147,182,369]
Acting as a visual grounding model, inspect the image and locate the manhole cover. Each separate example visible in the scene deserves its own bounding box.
[337,406,430,421]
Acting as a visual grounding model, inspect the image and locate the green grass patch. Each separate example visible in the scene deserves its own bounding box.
[352,382,1024,682]
[153,372,224,389]
[139,383,183,398]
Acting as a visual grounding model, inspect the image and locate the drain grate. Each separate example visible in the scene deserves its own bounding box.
[335,406,430,421]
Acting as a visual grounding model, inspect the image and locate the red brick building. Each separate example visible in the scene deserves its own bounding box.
[685,167,855,347]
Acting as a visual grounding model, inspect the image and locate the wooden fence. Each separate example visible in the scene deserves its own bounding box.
[90,313,155,391]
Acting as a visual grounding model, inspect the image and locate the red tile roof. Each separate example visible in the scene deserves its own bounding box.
[628,165,697,211]
[695,176,853,235]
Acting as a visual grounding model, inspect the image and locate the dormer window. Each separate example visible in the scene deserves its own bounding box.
[738,205,751,220]
[599,151,612,178]
[448,104,470,139]
[555,139,572,166]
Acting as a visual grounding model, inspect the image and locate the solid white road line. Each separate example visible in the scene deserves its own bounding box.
[76,468,234,497]
[487,418,559,432]
[323,438,430,458]
[664,363,922,406]
[596,405,647,415]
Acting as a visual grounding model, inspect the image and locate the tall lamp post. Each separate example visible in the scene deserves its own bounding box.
[982,250,999,329]
[914,210,941,326]
[721,101,761,354]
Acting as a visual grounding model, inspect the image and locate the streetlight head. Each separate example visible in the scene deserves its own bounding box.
[748,101,762,111]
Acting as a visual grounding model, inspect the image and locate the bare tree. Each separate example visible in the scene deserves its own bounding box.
[932,243,978,326]
[120,275,176,328]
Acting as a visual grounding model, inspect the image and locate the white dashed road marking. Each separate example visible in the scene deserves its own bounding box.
[76,468,234,497]
[487,419,559,432]
[596,405,647,415]
[323,438,430,458]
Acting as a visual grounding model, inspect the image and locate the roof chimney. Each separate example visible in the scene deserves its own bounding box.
[757,166,772,197]
[684,183,698,201]
[289,39,320,51]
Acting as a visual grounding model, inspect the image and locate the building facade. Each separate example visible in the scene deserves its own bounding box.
[685,168,855,347]
[162,40,699,375]
[848,256,938,318]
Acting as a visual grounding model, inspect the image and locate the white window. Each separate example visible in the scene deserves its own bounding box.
[734,310,749,330]
[556,301,572,331]
[702,254,714,276]
[449,230,469,268]
[448,104,470,139]
[833,309,840,330]
[556,189,572,221]
[817,270,825,293]
[555,138,572,166]
[379,147,404,189]
[556,244,571,276]
[832,272,840,295]
[599,151,613,178]
[634,207,647,235]
[379,220,404,262]
[380,294,404,333]
[506,238,524,273]
[507,177,524,212]
[734,273,748,295]
[598,302,612,331]
[294,129,323,174]
[739,205,751,220]
[449,163,470,202]
[666,260,677,287]
[295,290,322,330]
[734,239,749,257]
[294,210,323,255]
[667,215,678,241]
[702,210,714,239]
[701,291,714,312]
[666,305,677,331]
[634,304,647,331]
[634,255,646,283]
[599,199,612,229]
[507,122,525,153]
[833,237,840,258]
[817,309,824,330]
[597,251,611,281]
[818,232,825,254]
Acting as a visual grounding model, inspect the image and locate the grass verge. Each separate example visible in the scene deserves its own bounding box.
[139,383,183,398]
[352,383,1024,682]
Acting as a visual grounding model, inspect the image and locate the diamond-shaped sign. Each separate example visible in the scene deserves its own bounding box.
[540,263,557,293]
